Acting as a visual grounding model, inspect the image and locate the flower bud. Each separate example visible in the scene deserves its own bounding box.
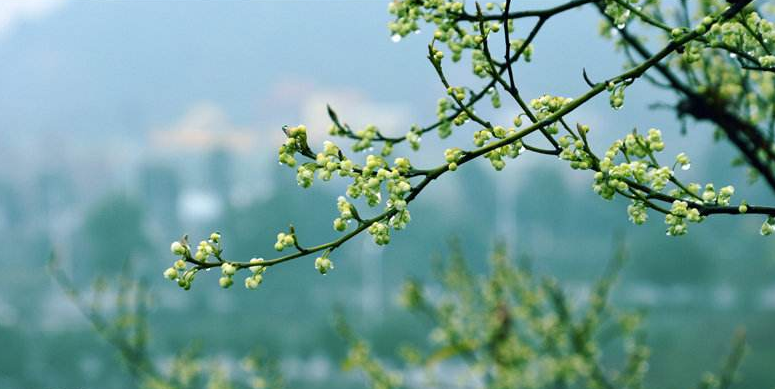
[170,241,186,256]
[333,218,347,232]
[221,262,237,276]
[282,234,295,246]
[163,267,178,280]
[219,276,233,288]
[245,275,262,289]
[314,256,334,274]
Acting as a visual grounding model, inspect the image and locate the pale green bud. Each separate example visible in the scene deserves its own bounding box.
[314,256,334,274]
[671,28,683,39]
[282,234,295,246]
[221,262,237,276]
[245,275,262,289]
[163,267,178,280]
[171,241,186,256]
[676,153,691,170]
[219,276,233,288]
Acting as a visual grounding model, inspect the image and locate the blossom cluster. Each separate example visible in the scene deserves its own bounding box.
[579,127,749,236]
[164,233,222,290]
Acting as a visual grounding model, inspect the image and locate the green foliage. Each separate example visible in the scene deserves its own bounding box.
[49,256,284,389]
[338,246,746,389]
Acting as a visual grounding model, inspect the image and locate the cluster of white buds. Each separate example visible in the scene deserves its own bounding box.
[164,232,275,290]
[665,200,702,236]
[296,164,316,188]
[334,196,355,232]
[193,238,218,261]
[649,166,672,191]
[387,0,426,39]
[347,155,411,209]
[406,126,422,151]
[368,222,391,245]
[274,232,295,251]
[593,129,676,200]
[336,196,354,220]
[593,140,636,199]
[444,147,464,171]
[389,0,525,73]
[603,0,632,29]
[530,95,572,121]
[314,141,343,182]
[346,155,384,205]
[387,176,411,211]
[485,139,523,171]
[644,128,665,151]
[627,201,648,225]
[708,12,775,65]
[278,125,308,167]
[473,129,492,147]
[701,184,716,203]
[558,125,594,170]
[219,262,237,288]
[245,258,266,289]
[164,232,227,289]
[163,257,188,281]
[353,125,378,152]
[717,186,735,206]
[390,209,412,230]
[446,86,466,103]
[314,255,334,274]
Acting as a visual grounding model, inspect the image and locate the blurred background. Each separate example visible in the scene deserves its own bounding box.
[0,0,774,388]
